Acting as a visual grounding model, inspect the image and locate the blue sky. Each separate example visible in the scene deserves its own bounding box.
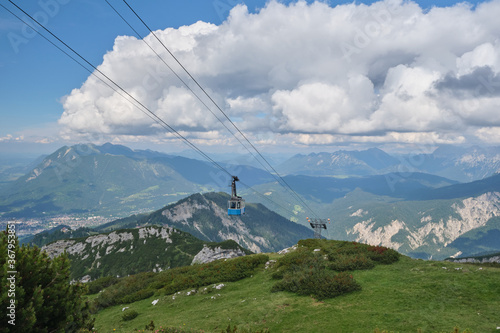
[0,0,497,154]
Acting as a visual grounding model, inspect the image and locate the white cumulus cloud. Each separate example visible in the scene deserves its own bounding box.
[59,0,500,148]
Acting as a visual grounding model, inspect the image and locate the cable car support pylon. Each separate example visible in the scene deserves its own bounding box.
[307,217,331,239]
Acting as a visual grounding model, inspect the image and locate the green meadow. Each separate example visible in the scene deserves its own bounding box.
[88,240,500,333]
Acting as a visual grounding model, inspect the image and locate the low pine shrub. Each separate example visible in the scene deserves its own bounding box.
[121,288,155,304]
[328,253,375,271]
[374,327,472,333]
[94,271,158,309]
[366,245,400,264]
[272,239,400,300]
[300,239,400,266]
[272,267,361,300]
[271,248,324,279]
[161,254,269,295]
[298,238,325,250]
[145,320,155,330]
[86,275,119,294]
[221,324,270,332]
[121,309,139,321]
[332,242,364,256]
[94,254,268,309]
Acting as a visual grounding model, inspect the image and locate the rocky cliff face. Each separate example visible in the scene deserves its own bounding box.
[447,255,500,264]
[138,192,313,253]
[41,226,248,281]
[159,195,270,253]
[42,226,174,259]
[345,192,500,259]
[191,245,247,264]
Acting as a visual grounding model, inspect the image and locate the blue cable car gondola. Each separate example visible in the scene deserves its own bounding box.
[228,176,245,216]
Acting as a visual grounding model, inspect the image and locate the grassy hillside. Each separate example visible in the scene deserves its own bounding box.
[446,217,500,257]
[89,241,500,333]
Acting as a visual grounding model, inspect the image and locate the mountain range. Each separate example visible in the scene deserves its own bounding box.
[0,154,46,184]
[96,192,314,253]
[0,143,274,218]
[1,142,489,219]
[2,142,500,260]
[37,191,314,281]
[325,189,500,260]
[244,173,500,259]
[277,148,400,177]
[277,146,500,182]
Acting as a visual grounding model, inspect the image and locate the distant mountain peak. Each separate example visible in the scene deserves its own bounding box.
[279,147,399,176]
[97,142,136,156]
[129,191,313,253]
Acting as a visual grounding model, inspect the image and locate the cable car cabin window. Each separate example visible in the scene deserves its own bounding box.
[228,199,245,216]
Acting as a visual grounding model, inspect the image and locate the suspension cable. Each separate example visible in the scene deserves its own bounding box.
[119,0,320,219]
[2,0,300,219]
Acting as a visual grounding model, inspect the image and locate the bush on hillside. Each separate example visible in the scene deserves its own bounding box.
[161,254,268,295]
[299,239,400,265]
[271,247,324,280]
[271,267,361,300]
[374,328,473,333]
[271,239,400,300]
[121,309,139,321]
[94,272,158,309]
[121,289,155,304]
[94,254,268,309]
[328,253,375,271]
[366,245,400,264]
[140,321,270,332]
[0,228,94,333]
[86,275,119,294]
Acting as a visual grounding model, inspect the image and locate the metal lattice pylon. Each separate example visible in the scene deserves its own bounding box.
[307,217,330,239]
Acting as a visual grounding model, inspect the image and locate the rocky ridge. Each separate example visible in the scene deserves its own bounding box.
[42,226,174,259]
[41,226,249,281]
[447,255,500,264]
[191,245,247,264]
[138,192,313,253]
[345,192,500,259]
[160,195,270,253]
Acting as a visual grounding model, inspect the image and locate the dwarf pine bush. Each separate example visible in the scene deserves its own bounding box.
[271,239,400,300]
[94,254,268,309]
[121,309,139,321]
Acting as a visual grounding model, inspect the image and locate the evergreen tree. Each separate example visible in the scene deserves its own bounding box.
[0,227,94,333]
